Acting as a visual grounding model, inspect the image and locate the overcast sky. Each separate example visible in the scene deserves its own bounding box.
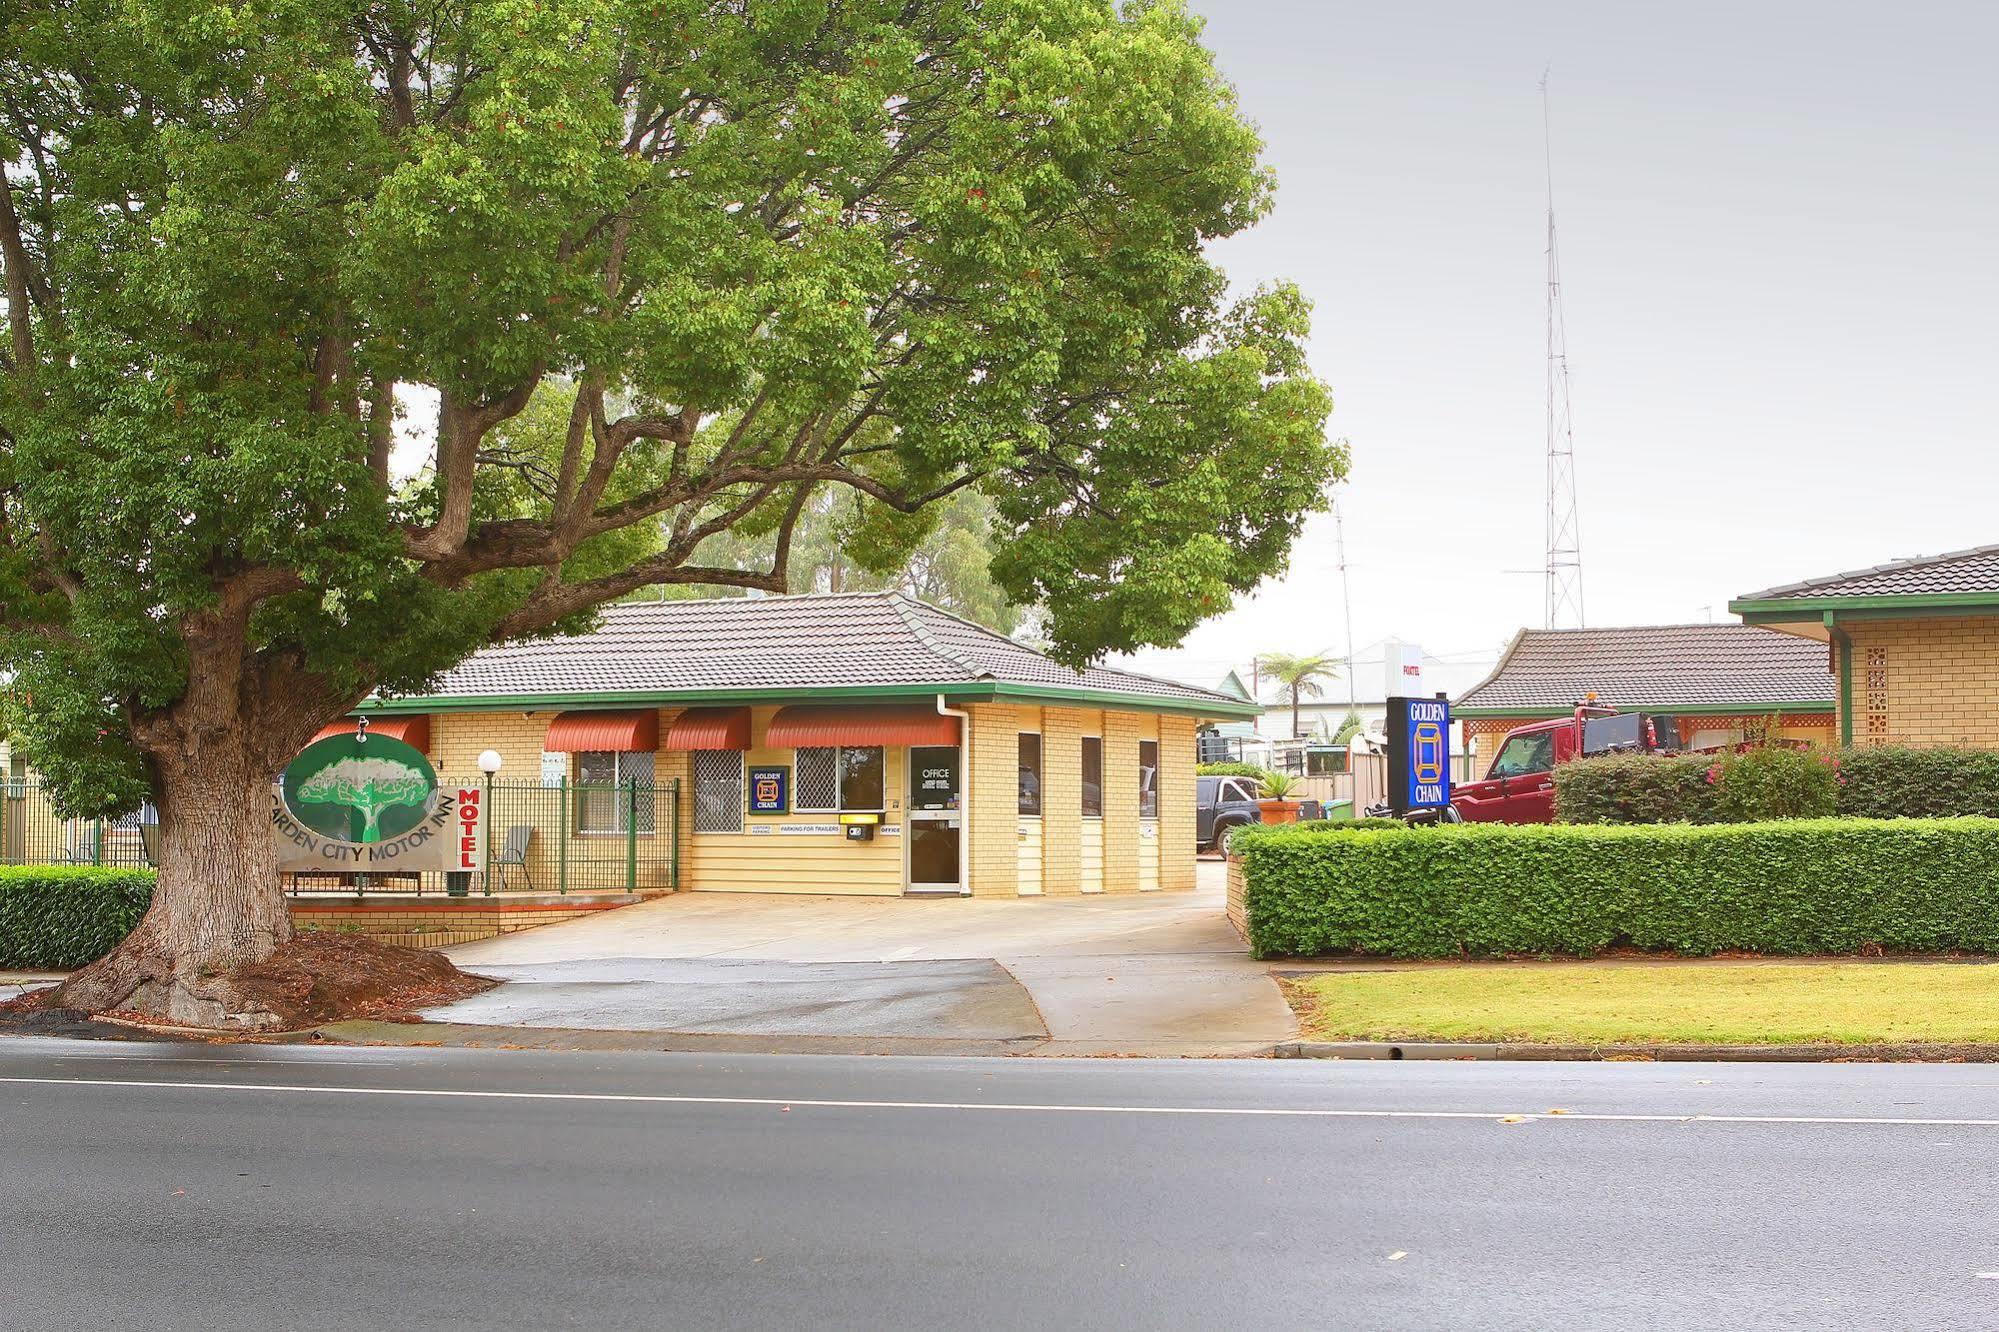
[1121,0,1999,691]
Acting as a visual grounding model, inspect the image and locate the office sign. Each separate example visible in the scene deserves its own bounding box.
[748,765,789,814]
[1386,695,1451,813]
[909,745,961,811]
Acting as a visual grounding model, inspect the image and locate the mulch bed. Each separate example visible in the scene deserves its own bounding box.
[224,932,497,1026]
[0,933,497,1035]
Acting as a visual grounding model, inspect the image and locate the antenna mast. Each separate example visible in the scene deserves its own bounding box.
[1541,72,1585,629]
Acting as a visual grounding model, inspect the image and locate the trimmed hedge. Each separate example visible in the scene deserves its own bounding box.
[1222,817,1405,853]
[1552,753,1722,824]
[1835,746,1999,819]
[0,867,154,970]
[1286,817,1409,833]
[1558,744,1999,824]
[1232,818,1999,959]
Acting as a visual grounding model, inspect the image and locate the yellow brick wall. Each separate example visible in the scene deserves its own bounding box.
[1841,616,1999,747]
[1102,711,1143,893]
[1157,715,1199,892]
[964,703,1024,898]
[1041,708,1086,896]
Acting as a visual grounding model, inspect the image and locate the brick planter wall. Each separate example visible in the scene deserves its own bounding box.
[1225,856,1247,939]
[290,893,657,949]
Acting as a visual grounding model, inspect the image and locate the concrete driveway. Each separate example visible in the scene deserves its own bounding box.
[428,860,1296,1055]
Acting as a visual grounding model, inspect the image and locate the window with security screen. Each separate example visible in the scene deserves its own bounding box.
[795,746,838,810]
[575,750,657,834]
[692,750,743,833]
[795,746,885,811]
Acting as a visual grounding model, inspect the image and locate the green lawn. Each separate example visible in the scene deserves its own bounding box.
[1281,962,1999,1046]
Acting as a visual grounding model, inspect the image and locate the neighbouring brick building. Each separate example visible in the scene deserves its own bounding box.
[1731,544,1999,747]
[1454,624,1837,773]
[340,592,1254,899]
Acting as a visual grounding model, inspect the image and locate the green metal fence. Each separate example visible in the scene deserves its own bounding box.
[466,776,680,898]
[0,776,679,897]
[0,778,156,868]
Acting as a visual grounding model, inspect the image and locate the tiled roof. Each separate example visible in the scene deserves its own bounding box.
[1454,624,1833,714]
[1738,544,1999,601]
[395,592,1247,713]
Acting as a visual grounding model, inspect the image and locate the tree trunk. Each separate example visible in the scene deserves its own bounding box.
[52,729,297,1028]
[50,605,350,1028]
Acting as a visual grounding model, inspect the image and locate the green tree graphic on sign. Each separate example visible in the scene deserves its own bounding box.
[295,758,430,843]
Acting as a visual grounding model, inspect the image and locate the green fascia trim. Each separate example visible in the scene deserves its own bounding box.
[1836,629,1854,746]
[357,680,1260,721]
[1454,700,1835,720]
[1730,592,1999,617]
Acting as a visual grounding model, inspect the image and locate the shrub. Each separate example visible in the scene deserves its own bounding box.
[0,867,154,969]
[1707,744,1839,821]
[1233,818,1999,959]
[1835,746,1999,818]
[1554,753,1721,824]
[1197,762,1271,781]
[1259,769,1299,799]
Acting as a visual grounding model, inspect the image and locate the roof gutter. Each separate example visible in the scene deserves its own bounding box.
[1455,700,1835,720]
[1732,591,1999,618]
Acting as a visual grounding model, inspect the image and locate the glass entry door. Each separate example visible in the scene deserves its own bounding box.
[906,745,963,893]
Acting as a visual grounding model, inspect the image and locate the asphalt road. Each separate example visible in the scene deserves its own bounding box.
[5,1042,1999,1330]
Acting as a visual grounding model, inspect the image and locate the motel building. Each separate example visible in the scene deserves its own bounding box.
[332,592,1257,900]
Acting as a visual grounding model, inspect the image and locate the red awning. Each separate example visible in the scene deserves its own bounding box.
[764,704,961,749]
[663,706,752,751]
[543,709,660,753]
[313,715,432,753]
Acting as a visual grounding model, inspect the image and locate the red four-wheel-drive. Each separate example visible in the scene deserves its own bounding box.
[1452,706,1679,824]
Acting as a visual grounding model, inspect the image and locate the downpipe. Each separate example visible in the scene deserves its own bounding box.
[936,695,972,895]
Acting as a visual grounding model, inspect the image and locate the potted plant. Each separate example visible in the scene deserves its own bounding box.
[1257,769,1303,825]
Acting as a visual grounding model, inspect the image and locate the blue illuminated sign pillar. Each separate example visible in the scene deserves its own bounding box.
[1387,694,1452,814]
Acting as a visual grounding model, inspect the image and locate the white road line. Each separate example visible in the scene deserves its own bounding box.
[1,1075,1997,1126]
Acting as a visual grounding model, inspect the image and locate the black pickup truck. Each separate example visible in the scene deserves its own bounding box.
[1196,774,1264,852]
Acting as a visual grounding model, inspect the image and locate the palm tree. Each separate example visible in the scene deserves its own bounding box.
[1257,651,1342,740]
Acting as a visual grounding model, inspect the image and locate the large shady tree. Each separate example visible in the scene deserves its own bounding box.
[0,0,1340,1024]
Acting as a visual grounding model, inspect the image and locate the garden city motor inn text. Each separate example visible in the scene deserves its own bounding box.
[269,785,486,874]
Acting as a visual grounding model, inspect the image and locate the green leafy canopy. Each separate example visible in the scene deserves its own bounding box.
[0,0,1340,814]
